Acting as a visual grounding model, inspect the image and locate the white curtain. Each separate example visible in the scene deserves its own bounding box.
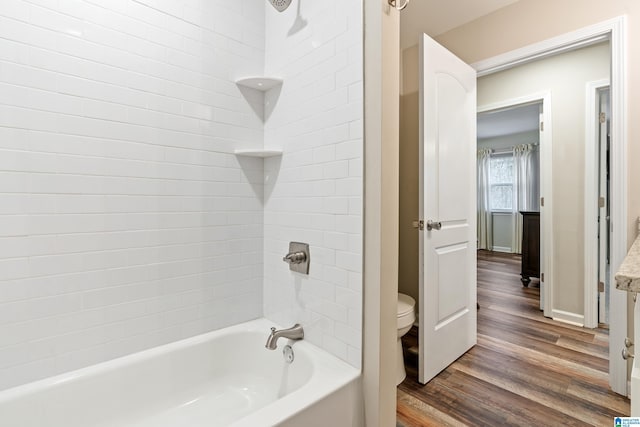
[512,143,539,253]
[477,148,493,250]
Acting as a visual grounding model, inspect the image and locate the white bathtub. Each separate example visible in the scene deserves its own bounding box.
[0,319,362,427]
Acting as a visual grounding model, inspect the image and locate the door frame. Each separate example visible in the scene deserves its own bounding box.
[472,16,628,396]
[477,93,553,318]
[584,79,610,329]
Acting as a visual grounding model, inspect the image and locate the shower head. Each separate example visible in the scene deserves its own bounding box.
[268,0,292,12]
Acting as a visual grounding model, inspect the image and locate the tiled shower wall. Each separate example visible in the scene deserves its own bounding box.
[262,1,363,368]
[0,0,266,390]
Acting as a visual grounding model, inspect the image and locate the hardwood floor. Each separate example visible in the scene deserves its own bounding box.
[397,250,630,427]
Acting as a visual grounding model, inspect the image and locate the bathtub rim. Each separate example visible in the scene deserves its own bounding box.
[0,317,362,426]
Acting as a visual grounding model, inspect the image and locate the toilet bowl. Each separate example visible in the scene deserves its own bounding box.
[396,293,416,385]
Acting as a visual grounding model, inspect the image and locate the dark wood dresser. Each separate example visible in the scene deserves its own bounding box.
[520,211,540,286]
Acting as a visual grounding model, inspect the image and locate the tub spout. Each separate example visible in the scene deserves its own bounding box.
[265,324,304,350]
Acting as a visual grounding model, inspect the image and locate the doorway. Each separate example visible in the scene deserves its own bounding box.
[472,21,627,395]
[397,17,627,400]
[476,41,612,329]
[477,102,543,308]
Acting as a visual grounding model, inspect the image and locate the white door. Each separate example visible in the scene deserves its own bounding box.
[418,34,477,384]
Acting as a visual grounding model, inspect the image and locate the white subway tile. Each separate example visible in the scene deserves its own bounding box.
[335,177,362,196]
[348,307,362,330]
[0,293,83,326]
[334,322,360,345]
[335,251,361,273]
[336,287,360,310]
[348,271,362,292]
[335,139,361,160]
[324,232,348,251]
[0,357,57,391]
[322,334,348,360]
[0,0,30,22]
[323,160,349,179]
[261,0,362,369]
[348,197,362,216]
[0,0,269,389]
[312,145,335,163]
[28,3,85,36]
[347,345,361,369]
[0,0,363,386]
[334,215,361,234]
[349,158,363,177]
[349,119,363,139]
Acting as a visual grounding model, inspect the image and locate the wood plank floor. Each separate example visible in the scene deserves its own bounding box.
[397,250,630,427]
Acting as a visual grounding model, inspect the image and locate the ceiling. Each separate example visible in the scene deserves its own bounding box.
[400,0,520,50]
[477,103,540,140]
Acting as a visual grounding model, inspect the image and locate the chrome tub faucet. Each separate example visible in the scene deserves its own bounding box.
[265,324,304,350]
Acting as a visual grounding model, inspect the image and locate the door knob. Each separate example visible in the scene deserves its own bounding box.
[426,220,442,231]
[622,347,634,360]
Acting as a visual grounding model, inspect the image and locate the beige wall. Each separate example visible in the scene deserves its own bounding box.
[398,91,419,308]
[397,0,639,393]
[400,0,640,321]
[400,43,609,316]
[400,43,610,318]
[434,0,640,252]
[478,42,610,315]
[398,47,419,310]
[400,41,609,317]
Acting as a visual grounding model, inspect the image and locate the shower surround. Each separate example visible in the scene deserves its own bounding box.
[0,0,362,391]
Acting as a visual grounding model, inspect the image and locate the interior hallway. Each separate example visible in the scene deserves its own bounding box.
[396,250,629,426]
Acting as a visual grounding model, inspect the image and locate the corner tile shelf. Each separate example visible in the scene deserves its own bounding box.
[234,77,283,160]
[234,149,283,158]
[235,77,283,92]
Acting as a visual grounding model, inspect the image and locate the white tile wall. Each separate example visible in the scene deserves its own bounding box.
[0,0,267,390]
[262,0,363,368]
[0,0,364,390]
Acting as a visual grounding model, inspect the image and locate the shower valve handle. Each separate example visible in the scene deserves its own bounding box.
[283,251,307,264]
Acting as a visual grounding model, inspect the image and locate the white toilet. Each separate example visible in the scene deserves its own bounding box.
[396,293,416,385]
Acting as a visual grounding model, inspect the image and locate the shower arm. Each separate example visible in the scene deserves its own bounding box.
[388,0,409,11]
[268,0,293,13]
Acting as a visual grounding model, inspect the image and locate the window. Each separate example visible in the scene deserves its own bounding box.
[489,153,514,211]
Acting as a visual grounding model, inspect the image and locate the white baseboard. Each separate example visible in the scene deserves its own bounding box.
[552,309,584,327]
[491,246,513,253]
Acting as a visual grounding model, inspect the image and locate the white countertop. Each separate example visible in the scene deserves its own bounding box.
[615,220,640,293]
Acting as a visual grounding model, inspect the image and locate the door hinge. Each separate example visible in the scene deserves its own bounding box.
[599,112,606,124]
[540,197,544,207]
[598,281,605,292]
[540,121,544,131]
[599,197,605,208]
[541,272,545,282]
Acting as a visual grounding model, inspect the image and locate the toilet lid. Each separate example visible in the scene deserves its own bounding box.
[397,293,415,316]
